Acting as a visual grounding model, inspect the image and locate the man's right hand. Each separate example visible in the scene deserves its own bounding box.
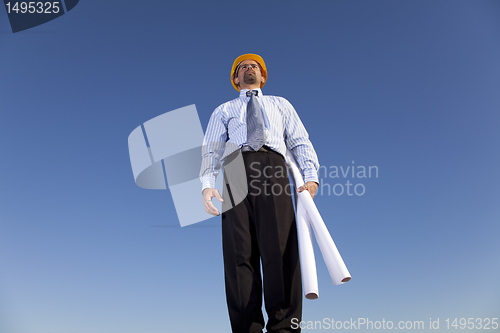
[202,188,223,216]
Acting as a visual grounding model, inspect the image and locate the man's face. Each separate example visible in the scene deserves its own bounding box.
[234,59,265,89]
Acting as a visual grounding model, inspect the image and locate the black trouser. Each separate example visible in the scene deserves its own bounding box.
[222,149,302,333]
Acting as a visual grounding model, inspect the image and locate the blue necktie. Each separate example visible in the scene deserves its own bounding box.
[246,90,266,151]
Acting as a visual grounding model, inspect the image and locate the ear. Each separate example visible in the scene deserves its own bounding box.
[234,77,239,85]
[261,77,266,83]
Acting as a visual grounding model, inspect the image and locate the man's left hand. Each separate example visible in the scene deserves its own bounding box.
[297,181,319,199]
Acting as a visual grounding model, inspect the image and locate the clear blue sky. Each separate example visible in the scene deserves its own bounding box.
[1,0,499,332]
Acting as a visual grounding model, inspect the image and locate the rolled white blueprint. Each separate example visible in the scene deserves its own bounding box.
[296,198,319,299]
[286,150,352,286]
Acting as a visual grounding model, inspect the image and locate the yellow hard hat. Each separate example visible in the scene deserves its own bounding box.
[231,53,267,91]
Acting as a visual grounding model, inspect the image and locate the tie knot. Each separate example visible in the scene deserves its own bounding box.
[246,90,258,97]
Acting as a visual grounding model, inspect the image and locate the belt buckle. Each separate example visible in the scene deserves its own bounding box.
[241,145,253,153]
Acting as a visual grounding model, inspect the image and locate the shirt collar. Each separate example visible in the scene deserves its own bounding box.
[239,88,263,98]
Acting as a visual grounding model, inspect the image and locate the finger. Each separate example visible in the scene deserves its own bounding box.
[310,187,318,199]
[203,198,212,211]
[215,190,224,202]
[205,201,220,216]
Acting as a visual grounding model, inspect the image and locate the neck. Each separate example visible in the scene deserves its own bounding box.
[239,84,261,91]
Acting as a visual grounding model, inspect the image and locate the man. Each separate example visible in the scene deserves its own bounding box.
[200,54,319,333]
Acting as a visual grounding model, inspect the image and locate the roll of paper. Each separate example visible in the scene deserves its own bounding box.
[296,198,319,299]
[286,150,351,287]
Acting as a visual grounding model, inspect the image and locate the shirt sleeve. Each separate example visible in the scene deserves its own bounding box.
[200,106,227,192]
[282,98,320,184]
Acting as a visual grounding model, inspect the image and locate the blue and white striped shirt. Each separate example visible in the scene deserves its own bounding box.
[200,88,319,191]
